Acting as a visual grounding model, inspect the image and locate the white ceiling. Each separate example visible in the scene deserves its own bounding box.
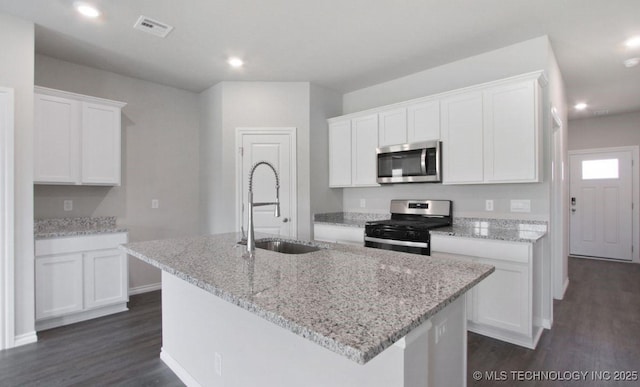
[1,0,639,119]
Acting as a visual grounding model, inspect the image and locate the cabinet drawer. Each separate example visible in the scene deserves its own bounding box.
[36,233,128,256]
[431,234,530,263]
[314,224,364,246]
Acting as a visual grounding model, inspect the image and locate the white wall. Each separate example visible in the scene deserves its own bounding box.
[568,111,640,150]
[33,55,201,292]
[0,12,35,344]
[200,82,312,238]
[340,36,555,221]
[310,84,344,229]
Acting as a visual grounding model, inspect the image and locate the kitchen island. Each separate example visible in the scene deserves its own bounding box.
[121,233,493,387]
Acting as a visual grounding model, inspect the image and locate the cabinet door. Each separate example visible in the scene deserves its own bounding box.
[84,249,128,309]
[351,114,379,186]
[473,259,531,335]
[378,108,407,147]
[34,94,80,184]
[407,100,440,142]
[328,120,352,187]
[35,254,84,320]
[484,80,539,182]
[81,102,122,185]
[440,92,484,184]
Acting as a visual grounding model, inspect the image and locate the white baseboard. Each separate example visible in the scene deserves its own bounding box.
[36,303,128,331]
[562,278,569,299]
[161,348,202,387]
[13,331,37,347]
[128,282,161,296]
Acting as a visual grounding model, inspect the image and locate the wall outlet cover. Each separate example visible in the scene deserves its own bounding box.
[151,199,159,209]
[485,200,494,211]
[63,200,73,211]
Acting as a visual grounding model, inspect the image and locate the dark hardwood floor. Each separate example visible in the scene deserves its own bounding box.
[468,257,640,386]
[1,257,638,386]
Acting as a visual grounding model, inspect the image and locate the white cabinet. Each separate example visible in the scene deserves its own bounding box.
[351,114,379,186]
[34,86,126,186]
[441,75,542,184]
[407,100,440,143]
[35,253,84,320]
[440,92,484,184]
[483,80,540,183]
[431,234,546,349]
[35,233,129,331]
[328,115,379,188]
[313,223,364,245]
[329,120,352,187]
[33,93,80,184]
[378,107,407,147]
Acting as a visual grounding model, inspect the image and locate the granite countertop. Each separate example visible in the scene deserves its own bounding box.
[429,218,547,242]
[35,216,127,239]
[315,213,547,243]
[121,232,493,365]
[313,212,389,228]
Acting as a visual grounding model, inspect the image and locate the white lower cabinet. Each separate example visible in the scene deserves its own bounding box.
[313,223,364,246]
[35,233,129,331]
[431,234,546,349]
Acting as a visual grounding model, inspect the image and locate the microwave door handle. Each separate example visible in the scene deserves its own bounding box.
[420,148,427,175]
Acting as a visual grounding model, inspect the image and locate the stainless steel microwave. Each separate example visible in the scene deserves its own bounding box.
[376,140,441,184]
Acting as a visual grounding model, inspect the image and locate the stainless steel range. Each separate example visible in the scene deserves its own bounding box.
[364,199,452,255]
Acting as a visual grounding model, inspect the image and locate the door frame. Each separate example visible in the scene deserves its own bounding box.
[0,87,15,350]
[550,106,567,300]
[568,146,639,263]
[235,127,298,238]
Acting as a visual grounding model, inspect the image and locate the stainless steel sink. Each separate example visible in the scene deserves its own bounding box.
[239,239,323,254]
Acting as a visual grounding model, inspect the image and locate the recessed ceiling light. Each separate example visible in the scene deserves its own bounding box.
[623,58,640,68]
[228,57,244,68]
[625,36,640,48]
[574,103,588,111]
[74,2,100,18]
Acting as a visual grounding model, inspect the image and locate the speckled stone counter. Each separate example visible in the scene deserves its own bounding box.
[121,232,493,364]
[313,212,389,227]
[35,216,127,239]
[430,218,547,242]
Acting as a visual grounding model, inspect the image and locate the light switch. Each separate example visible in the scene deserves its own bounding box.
[485,200,494,211]
[510,199,531,213]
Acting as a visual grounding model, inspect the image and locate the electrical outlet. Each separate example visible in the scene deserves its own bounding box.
[151,199,159,209]
[63,200,73,211]
[214,352,222,376]
[360,199,366,208]
[485,200,494,211]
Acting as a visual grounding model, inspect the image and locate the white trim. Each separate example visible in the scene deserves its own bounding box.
[568,146,640,263]
[562,278,570,299]
[0,87,15,350]
[13,331,37,347]
[34,86,127,108]
[128,282,162,296]
[235,127,298,238]
[161,348,203,387]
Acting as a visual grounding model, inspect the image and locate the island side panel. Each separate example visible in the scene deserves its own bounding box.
[161,271,462,387]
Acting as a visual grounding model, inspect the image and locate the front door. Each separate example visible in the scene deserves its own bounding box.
[237,128,297,238]
[569,149,633,261]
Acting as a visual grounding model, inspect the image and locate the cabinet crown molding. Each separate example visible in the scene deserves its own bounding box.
[34,86,127,108]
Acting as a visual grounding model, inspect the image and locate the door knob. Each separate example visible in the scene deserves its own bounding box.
[282,218,289,223]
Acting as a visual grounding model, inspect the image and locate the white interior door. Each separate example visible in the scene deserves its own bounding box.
[237,128,297,238]
[570,150,633,261]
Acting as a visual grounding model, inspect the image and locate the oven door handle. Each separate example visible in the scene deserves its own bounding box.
[364,237,429,248]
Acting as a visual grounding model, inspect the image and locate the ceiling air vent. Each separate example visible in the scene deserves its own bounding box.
[133,16,173,38]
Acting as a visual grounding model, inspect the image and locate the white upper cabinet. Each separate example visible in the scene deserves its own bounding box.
[407,100,440,143]
[329,120,352,187]
[34,93,81,184]
[351,114,379,186]
[378,107,407,147]
[483,79,540,183]
[81,102,122,185]
[34,86,126,186]
[441,91,484,184]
